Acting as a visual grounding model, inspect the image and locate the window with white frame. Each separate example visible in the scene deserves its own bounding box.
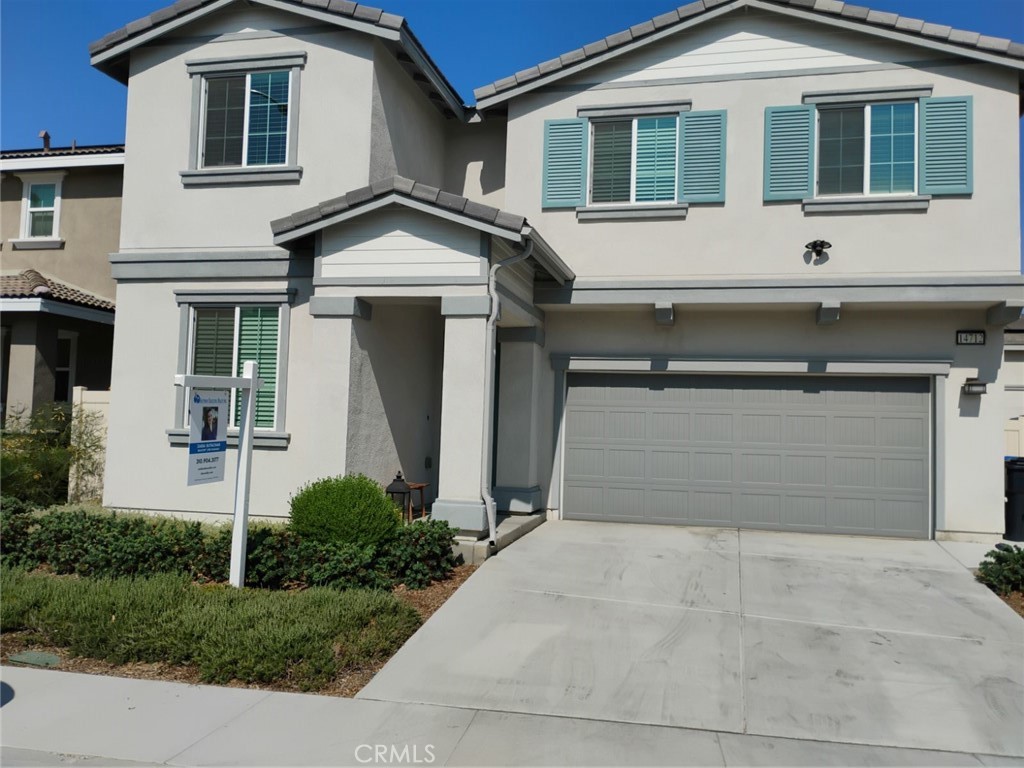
[15,173,64,241]
[589,116,678,205]
[201,70,290,168]
[817,102,917,196]
[188,306,280,429]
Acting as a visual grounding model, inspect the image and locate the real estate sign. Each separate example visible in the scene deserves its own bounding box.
[188,389,229,486]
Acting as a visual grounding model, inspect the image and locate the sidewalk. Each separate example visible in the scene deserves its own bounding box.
[2,666,1015,766]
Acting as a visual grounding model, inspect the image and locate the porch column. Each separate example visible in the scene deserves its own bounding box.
[6,314,56,422]
[433,296,490,535]
[494,327,544,512]
[306,297,363,480]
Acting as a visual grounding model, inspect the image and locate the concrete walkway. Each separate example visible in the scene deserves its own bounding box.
[359,522,1024,759]
[1,666,1020,766]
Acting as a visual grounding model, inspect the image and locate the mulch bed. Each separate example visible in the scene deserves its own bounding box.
[0,563,477,697]
[1000,591,1024,619]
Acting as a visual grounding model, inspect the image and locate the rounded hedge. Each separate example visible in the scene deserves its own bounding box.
[289,474,401,548]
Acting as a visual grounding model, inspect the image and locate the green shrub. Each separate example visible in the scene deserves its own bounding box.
[289,474,401,548]
[244,526,389,591]
[1,405,74,507]
[1,568,420,690]
[379,519,459,589]
[977,544,1024,596]
[0,498,39,568]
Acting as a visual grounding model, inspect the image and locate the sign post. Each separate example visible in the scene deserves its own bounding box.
[175,362,262,588]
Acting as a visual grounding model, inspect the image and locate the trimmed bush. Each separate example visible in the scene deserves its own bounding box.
[289,474,401,548]
[379,519,459,589]
[1,568,420,691]
[977,544,1024,596]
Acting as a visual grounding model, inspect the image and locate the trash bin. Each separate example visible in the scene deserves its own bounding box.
[1006,458,1024,542]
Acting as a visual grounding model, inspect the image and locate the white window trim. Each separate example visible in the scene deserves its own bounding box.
[814,101,919,199]
[587,116,678,207]
[55,330,78,403]
[185,304,284,431]
[11,171,66,247]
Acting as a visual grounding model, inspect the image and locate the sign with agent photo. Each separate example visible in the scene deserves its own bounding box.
[188,389,229,486]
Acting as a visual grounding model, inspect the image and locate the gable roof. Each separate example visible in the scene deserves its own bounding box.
[270,175,574,284]
[474,0,1024,109]
[0,270,115,312]
[89,0,465,119]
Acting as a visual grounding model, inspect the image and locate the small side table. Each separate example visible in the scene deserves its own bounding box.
[406,482,430,522]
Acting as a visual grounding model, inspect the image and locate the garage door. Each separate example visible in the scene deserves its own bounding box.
[563,374,931,538]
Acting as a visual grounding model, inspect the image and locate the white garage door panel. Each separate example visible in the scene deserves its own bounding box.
[563,374,931,538]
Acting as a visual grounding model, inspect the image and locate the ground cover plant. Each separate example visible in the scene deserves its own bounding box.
[1,568,420,691]
[976,544,1024,619]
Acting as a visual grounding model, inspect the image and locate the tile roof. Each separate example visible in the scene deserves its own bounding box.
[473,0,1024,103]
[0,145,124,160]
[0,270,115,312]
[88,0,403,56]
[271,175,528,236]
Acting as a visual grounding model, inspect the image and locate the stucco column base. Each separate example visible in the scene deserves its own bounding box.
[432,498,487,537]
[493,485,543,513]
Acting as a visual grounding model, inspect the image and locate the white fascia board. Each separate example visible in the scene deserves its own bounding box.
[0,154,125,172]
[0,297,115,325]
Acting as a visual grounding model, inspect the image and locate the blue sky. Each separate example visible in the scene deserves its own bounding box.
[1,0,1021,265]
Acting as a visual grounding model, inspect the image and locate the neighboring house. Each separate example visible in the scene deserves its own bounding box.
[90,0,1023,541]
[0,141,122,423]
[1006,319,1024,458]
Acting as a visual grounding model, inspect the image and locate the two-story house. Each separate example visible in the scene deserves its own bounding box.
[0,139,122,424]
[90,0,1023,543]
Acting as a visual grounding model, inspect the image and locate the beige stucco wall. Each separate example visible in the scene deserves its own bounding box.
[1005,334,1024,458]
[503,13,1021,279]
[519,306,1009,536]
[1,166,121,299]
[444,117,507,209]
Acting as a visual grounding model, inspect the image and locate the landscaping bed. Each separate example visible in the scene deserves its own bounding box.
[1,564,476,696]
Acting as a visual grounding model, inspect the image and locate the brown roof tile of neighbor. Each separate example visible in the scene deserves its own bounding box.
[0,270,115,311]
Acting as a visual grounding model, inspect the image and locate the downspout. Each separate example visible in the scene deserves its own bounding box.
[481,237,534,547]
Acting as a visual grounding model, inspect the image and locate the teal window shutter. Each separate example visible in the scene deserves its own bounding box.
[542,119,587,208]
[635,116,677,202]
[919,96,972,196]
[763,105,814,201]
[236,307,279,428]
[678,110,726,203]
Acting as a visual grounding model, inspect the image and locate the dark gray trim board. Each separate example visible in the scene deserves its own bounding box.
[803,196,931,214]
[309,296,373,319]
[496,284,545,323]
[166,429,290,448]
[185,51,307,74]
[174,288,296,305]
[578,100,692,117]
[180,167,303,186]
[441,295,491,317]
[536,277,1024,306]
[111,250,311,280]
[312,276,488,287]
[577,203,688,221]
[987,301,1024,326]
[802,85,933,103]
[549,355,953,377]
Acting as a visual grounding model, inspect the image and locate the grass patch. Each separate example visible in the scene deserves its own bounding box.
[1,568,421,691]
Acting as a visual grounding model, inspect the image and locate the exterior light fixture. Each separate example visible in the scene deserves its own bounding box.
[805,239,832,257]
[962,379,987,396]
[386,471,411,521]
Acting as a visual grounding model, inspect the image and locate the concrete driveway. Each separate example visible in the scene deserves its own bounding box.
[359,521,1024,758]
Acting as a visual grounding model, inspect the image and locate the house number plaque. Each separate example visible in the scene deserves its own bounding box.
[956,330,986,345]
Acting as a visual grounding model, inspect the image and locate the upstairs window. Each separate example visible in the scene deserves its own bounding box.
[590,117,677,205]
[817,103,916,196]
[202,71,290,168]
[27,183,58,236]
